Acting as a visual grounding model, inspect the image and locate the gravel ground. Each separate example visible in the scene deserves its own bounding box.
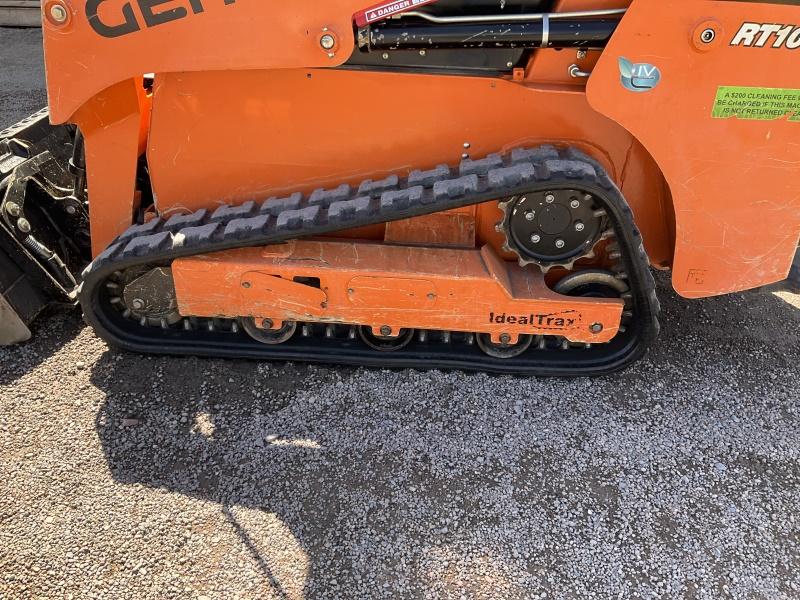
[2,27,800,600]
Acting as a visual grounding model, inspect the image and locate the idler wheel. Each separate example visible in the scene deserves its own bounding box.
[358,326,415,352]
[241,318,297,345]
[476,333,534,359]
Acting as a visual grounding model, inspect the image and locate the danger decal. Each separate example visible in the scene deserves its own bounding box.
[730,22,800,48]
[712,86,800,121]
[354,0,439,27]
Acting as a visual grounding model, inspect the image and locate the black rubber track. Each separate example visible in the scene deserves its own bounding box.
[79,146,660,376]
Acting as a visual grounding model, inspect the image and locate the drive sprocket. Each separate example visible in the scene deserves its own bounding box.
[497,190,608,272]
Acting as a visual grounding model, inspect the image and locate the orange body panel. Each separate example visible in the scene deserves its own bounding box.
[172,241,624,343]
[38,0,800,300]
[588,0,800,297]
[145,68,671,265]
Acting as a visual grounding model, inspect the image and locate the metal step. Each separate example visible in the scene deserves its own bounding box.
[0,1,40,27]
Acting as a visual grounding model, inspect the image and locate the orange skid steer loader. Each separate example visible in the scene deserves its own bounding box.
[1,0,799,375]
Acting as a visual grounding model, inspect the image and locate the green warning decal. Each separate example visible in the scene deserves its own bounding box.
[713,86,800,121]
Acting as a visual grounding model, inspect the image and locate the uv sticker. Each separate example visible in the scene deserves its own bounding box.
[618,57,662,93]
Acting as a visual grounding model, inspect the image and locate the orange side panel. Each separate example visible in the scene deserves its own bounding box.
[588,0,800,297]
[146,69,673,265]
[72,78,148,256]
[172,241,625,344]
[41,0,372,123]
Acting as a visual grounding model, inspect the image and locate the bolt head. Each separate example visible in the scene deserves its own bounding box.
[49,4,68,24]
[590,323,604,334]
[525,211,535,222]
[499,333,512,345]
[242,281,251,289]
[530,234,541,244]
[545,193,556,204]
[555,239,566,249]
[701,28,716,43]
[380,325,392,337]
[131,299,145,310]
[262,319,274,330]
[16,218,31,233]
[66,205,77,215]
[320,34,336,50]
[382,53,390,60]
[575,221,585,232]
[419,50,426,57]
[570,200,580,209]
[5,202,21,217]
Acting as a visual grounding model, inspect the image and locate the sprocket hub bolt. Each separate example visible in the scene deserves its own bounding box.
[570,200,580,209]
[530,234,541,244]
[575,221,585,232]
[131,299,145,310]
[545,193,556,203]
[555,239,566,249]
[525,211,535,221]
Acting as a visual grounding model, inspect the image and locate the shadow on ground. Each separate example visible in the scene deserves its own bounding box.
[86,278,800,597]
[0,306,84,385]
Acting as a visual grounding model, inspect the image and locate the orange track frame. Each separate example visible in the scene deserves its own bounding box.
[172,241,624,343]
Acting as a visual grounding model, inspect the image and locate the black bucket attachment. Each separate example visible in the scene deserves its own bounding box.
[0,109,90,344]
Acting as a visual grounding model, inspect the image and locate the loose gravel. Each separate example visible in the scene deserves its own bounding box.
[2,27,799,600]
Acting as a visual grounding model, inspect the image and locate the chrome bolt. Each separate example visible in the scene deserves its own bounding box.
[320,34,336,50]
[590,323,604,334]
[525,211,535,222]
[700,28,716,43]
[131,298,145,311]
[545,193,556,203]
[570,199,580,209]
[380,325,392,337]
[461,153,470,160]
[555,239,566,249]
[575,221,585,232]
[17,218,31,233]
[499,333,512,345]
[463,142,471,149]
[419,50,426,57]
[576,49,587,60]
[382,52,390,60]
[5,202,21,217]
[506,61,514,68]
[530,234,541,244]
[49,4,68,23]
